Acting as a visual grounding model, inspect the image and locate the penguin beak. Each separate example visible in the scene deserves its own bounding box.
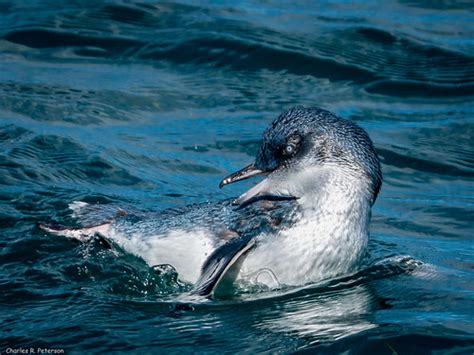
[220,163,297,206]
[219,163,265,188]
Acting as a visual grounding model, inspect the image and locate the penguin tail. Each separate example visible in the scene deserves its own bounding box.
[38,221,110,242]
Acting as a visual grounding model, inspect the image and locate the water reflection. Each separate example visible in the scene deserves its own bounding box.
[255,284,378,344]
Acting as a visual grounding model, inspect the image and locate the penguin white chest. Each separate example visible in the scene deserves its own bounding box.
[238,190,371,287]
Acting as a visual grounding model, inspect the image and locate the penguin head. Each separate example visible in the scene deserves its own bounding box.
[220,107,382,207]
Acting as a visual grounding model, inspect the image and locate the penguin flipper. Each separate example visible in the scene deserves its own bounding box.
[191,235,256,298]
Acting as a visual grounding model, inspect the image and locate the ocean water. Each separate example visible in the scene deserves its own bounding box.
[0,0,473,353]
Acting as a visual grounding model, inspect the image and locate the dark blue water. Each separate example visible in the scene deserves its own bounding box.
[1,0,473,353]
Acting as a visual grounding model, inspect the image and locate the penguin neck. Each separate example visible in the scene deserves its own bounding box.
[296,166,373,232]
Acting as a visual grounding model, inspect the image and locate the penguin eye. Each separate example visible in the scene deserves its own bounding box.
[282,135,301,157]
[284,144,295,155]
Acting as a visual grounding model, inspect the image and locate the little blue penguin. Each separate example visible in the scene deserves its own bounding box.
[40,107,382,297]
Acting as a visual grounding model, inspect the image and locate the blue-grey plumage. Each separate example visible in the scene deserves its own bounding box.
[40,107,382,297]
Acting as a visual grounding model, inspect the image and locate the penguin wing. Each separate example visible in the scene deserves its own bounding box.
[191,234,256,298]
